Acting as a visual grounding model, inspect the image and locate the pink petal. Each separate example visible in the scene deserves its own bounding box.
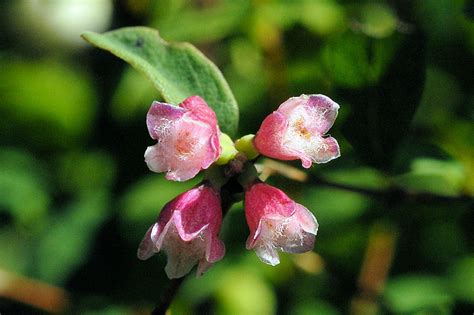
[137,225,157,260]
[306,94,340,134]
[172,185,222,236]
[244,183,318,266]
[245,183,295,241]
[161,224,208,279]
[144,97,221,181]
[144,141,204,182]
[144,144,169,174]
[254,94,340,167]
[311,136,340,164]
[137,184,225,278]
[254,238,280,266]
[181,96,221,162]
[181,95,218,129]
[165,211,209,243]
[280,204,318,254]
[196,236,226,277]
[172,117,220,170]
[294,204,319,235]
[144,116,219,182]
[248,213,316,265]
[279,94,339,135]
[206,237,226,262]
[276,96,304,116]
[254,111,298,161]
[146,102,184,140]
[297,152,313,169]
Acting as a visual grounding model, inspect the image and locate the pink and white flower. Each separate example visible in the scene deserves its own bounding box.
[137,184,225,279]
[254,94,340,168]
[245,182,318,266]
[144,96,221,181]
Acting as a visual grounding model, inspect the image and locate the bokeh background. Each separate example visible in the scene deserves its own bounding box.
[1,0,473,314]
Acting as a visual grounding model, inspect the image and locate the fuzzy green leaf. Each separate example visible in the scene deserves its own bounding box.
[82,27,239,135]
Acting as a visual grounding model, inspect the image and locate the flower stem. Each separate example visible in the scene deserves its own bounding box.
[151,277,185,315]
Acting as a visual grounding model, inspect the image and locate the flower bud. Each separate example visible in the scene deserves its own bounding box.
[245,182,318,266]
[144,96,221,181]
[215,133,238,165]
[235,134,259,160]
[137,183,225,278]
[254,94,340,168]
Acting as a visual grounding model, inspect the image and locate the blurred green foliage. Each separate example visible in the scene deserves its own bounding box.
[0,60,97,146]
[0,0,473,314]
[384,275,453,314]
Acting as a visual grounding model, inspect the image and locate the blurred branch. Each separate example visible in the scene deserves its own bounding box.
[254,18,288,105]
[350,224,397,315]
[307,175,386,199]
[256,159,308,183]
[308,174,474,204]
[259,159,474,205]
[0,269,69,313]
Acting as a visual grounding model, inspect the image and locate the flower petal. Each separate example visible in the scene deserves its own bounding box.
[254,241,280,266]
[144,114,219,181]
[161,224,208,279]
[137,224,157,260]
[181,95,218,128]
[294,204,319,235]
[144,97,221,181]
[244,183,318,266]
[197,236,226,276]
[206,237,226,263]
[254,94,340,167]
[279,205,317,254]
[245,183,295,241]
[144,144,169,174]
[311,136,340,164]
[137,184,225,278]
[279,95,339,135]
[146,102,184,140]
[254,111,298,161]
[306,94,340,134]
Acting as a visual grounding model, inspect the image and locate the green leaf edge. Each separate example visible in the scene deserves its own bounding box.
[81,26,239,135]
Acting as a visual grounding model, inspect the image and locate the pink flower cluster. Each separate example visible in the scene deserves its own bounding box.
[138,94,340,279]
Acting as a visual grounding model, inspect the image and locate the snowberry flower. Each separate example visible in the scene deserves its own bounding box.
[137,183,225,279]
[254,94,340,168]
[144,96,221,181]
[245,182,318,266]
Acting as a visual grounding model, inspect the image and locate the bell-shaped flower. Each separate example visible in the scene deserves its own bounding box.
[254,94,340,168]
[245,182,318,266]
[137,183,225,279]
[144,96,221,181]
